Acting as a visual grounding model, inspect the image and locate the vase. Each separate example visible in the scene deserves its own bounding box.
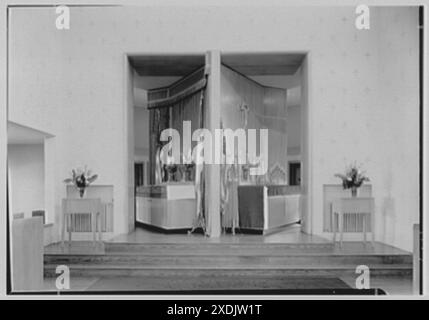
[351,186,358,197]
[79,188,86,198]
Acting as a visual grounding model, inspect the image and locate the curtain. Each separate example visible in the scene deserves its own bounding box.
[148,89,205,184]
[149,107,170,184]
[171,90,204,149]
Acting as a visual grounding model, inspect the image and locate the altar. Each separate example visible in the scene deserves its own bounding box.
[134,66,206,232]
[135,183,196,231]
[237,185,301,234]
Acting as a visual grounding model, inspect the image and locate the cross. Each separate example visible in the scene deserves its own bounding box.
[240,102,249,130]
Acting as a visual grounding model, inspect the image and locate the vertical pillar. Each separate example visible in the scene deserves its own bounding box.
[300,54,312,235]
[44,137,56,230]
[205,51,221,237]
[125,56,135,233]
[1,3,8,296]
[413,223,421,294]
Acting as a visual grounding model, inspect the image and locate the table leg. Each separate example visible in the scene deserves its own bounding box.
[61,213,66,249]
[98,212,102,242]
[92,212,96,245]
[339,213,343,248]
[371,212,375,248]
[68,213,72,245]
[363,213,367,246]
[332,212,337,244]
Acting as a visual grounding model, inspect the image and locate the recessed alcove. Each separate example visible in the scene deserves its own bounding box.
[128,52,308,236]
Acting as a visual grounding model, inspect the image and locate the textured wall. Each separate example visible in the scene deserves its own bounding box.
[8,6,419,249]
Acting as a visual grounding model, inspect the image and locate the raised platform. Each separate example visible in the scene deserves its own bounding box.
[44,225,412,292]
[135,183,196,230]
[107,224,329,245]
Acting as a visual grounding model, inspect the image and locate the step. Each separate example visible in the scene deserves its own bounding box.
[44,274,369,291]
[104,242,334,255]
[44,253,412,267]
[44,264,412,278]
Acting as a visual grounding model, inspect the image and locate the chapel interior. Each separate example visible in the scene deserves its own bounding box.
[131,53,305,236]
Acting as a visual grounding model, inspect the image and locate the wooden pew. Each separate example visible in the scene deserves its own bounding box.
[11,217,44,291]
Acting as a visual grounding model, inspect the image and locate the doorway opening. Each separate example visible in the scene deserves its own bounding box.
[130,54,206,232]
[126,52,310,242]
[220,52,307,236]
[289,162,301,186]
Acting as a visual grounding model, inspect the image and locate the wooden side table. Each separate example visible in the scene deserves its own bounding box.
[331,197,374,247]
[62,198,102,247]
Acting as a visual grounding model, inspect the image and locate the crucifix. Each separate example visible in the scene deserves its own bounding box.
[239,102,250,183]
[240,102,249,130]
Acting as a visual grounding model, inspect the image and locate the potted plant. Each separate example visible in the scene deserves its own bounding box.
[335,163,369,197]
[64,166,98,198]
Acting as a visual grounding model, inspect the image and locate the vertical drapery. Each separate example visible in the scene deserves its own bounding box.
[148,89,205,185]
[149,107,170,184]
[171,90,204,152]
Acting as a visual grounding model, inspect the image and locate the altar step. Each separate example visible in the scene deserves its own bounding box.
[44,253,411,267]
[44,264,411,278]
[104,242,335,255]
[44,242,412,279]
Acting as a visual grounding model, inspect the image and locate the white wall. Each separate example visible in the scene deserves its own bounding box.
[8,144,44,219]
[134,107,149,161]
[287,104,301,153]
[371,8,420,249]
[311,8,419,251]
[8,6,420,250]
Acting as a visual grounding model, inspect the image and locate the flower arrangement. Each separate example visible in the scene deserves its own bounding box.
[182,152,195,182]
[335,163,369,197]
[64,166,98,198]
